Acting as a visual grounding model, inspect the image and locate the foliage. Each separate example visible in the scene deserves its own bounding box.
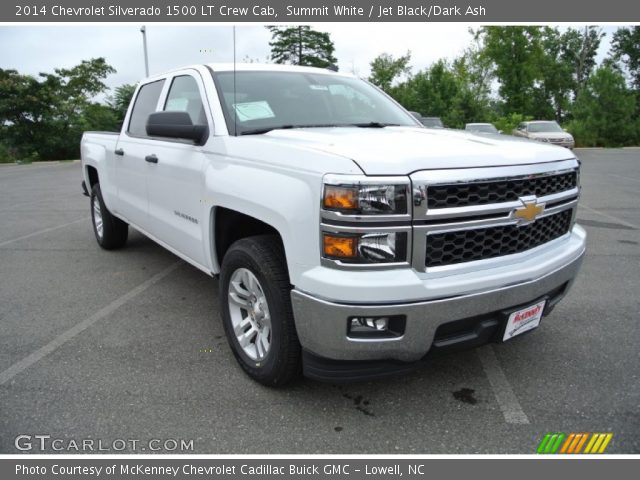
[611,26,640,90]
[492,113,533,134]
[561,26,605,96]
[375,25,634,147]
[568,65,637,147]
[368,51,412,92]
[0,58,122,161]
[476,27,544,115]
[266,26,337,68]
[0,140,14,163]
[107,83,137,127]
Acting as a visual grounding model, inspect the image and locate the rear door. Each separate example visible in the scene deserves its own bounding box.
[114,79,166,230]
[144,70,211,266]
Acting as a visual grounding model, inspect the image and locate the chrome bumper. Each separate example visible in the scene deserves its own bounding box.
[291,251,584,362]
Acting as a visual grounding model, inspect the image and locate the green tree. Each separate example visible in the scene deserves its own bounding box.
[611,26,640,90]
[569,65,637,147]
[477,27,545,115]
[404,60,461,126]
[0,58,116,161]
[266,26,337,68]
[530,27,574,121]
[368,51,412,93]
[561,26,605,97]
[108,83,137,126]
[456,30,494,106]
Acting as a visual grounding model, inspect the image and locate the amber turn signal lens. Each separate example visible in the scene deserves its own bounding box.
[323,234,357,258]
[323,185,358,210]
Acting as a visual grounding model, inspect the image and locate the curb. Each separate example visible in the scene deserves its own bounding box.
[0,160,81,167]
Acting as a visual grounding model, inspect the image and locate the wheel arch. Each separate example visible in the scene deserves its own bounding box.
[211,206,288,277]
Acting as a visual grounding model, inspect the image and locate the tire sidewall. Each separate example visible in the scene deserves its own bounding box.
[220,245,286,378]
[90,184,105,247]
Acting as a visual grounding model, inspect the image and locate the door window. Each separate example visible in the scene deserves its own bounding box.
[164,75,207,126]
[127,80,165,137]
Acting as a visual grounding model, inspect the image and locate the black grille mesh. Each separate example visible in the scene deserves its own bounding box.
[425,210,573,268]
[427,171,577,209]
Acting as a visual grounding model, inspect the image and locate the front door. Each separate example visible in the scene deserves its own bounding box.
[144,72,210,266]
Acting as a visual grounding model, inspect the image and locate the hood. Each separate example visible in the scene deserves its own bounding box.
[256,127,575,175]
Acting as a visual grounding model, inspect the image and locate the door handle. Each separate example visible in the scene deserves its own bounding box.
[114,148,124,156]
[145,154,158,164]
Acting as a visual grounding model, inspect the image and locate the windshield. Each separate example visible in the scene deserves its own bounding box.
[212,71,418,135]
[528,121,563,133]
[421,118,443,128]
[467,124,497,133]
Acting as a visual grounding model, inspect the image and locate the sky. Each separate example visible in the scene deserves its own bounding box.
[0,24,621,97]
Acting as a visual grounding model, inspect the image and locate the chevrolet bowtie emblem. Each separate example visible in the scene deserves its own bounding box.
[513,197,545,225]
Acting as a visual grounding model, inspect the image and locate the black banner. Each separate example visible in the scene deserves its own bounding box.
[3,458,639,480]
[4,0,640,22]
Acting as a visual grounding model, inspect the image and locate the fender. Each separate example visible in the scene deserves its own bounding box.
[202,158,320,285]
[80,133,119,212]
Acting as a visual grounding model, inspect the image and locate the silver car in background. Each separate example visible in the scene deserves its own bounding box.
[465,123,500,134]
[513,121,575,149]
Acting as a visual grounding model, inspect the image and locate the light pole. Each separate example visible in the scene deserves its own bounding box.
[140,26,149,77]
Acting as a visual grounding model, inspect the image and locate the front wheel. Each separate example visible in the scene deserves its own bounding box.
[220,235,301,386]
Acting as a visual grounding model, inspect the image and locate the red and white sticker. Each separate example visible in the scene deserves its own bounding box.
[503,300,546,341]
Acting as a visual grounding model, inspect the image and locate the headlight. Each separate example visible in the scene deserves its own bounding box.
[321,175,411,267]
[323,184,408,215]
[322,232,408,264]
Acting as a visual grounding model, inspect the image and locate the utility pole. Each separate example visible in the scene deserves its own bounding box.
[140,26,149,77]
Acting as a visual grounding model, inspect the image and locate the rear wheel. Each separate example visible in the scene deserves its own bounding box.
[220,235,301,386]
[90,183,128,250]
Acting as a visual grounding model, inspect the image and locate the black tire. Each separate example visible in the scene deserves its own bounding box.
[90,183,128,250]
[220,235,301,386]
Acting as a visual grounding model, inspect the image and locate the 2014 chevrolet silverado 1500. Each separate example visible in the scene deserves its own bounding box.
[81,64,586,386]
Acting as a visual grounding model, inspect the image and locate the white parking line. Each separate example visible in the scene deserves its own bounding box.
[477,345,530,424]
[579,203,639,230]
[0,217,88,248]
[0,261,181,386]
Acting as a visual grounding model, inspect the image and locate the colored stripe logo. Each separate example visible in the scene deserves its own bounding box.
[537,433,613,454]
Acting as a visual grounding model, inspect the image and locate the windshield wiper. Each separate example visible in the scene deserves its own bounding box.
[239,124,342,136]
[239,122,402,135]
[349,122,401,128]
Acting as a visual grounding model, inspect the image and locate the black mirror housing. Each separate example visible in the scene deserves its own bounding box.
[146,111,208,145]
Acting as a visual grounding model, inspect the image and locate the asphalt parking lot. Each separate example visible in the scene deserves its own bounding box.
[0,149,638,454]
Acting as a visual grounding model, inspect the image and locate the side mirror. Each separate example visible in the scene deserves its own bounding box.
[498,130,503,134]
[146,111,208,145]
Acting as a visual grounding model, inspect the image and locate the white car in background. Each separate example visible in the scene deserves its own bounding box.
[513,121,575,149]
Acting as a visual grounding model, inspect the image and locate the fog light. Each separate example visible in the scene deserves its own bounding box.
[348,315,406,339]
[351,317,389,331]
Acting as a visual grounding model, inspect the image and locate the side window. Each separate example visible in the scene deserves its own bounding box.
[164,75,207,126]
[128,80,165,137]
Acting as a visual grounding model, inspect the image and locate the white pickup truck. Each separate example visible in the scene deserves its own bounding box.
[81,64,586,386]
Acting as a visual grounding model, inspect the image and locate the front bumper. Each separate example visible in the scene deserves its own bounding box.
[291,235,585,365]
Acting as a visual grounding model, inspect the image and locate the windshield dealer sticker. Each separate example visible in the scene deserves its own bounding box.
[233,101,275,121]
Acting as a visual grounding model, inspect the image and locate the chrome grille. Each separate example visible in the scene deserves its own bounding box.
[426,171,577,209]
[425,210,572,267]
[410,160,580,271]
